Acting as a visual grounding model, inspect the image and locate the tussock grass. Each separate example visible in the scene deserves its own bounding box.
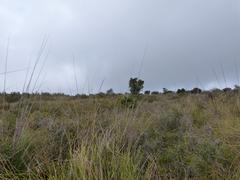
[0,91,240,179]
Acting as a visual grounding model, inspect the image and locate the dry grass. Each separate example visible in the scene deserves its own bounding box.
[0,91,240,179]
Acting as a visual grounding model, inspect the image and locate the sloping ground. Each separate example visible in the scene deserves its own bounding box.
[0,91,240,179]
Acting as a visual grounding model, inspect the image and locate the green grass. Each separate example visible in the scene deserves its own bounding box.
[0,91,240,179]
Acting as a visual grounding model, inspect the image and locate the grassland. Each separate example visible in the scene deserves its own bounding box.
[0,90,240,179]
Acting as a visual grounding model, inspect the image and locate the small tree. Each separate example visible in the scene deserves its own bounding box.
[163,88,169,94]
[144,90,150,95]
[106,88,114,95]
[191,87,202,94]
[151,91,159,95]
[177,88,186,94]
[223,87,232,92]
[129,78,144,95]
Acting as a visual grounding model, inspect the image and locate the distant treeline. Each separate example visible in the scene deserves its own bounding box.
[0,85,239,104]
[144,86,238,95]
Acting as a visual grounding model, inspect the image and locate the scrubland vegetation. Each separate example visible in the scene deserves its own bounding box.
[1,86,240,179]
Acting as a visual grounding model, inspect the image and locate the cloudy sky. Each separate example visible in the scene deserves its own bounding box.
[0,0,240,94]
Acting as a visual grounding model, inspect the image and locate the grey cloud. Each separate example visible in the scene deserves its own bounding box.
[0,0,240,93]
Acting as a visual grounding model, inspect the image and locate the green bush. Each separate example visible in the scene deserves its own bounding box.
[120,95,138,108]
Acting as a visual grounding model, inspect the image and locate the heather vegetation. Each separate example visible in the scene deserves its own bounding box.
[0,80,240,179]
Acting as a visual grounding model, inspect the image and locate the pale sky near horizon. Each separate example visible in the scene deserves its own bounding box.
[0,0,240,94]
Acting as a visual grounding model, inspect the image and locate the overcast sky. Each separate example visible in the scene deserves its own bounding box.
[0,0,240,94]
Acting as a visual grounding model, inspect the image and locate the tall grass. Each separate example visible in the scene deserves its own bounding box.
[13,36,49,149]
[0,90,240,179]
